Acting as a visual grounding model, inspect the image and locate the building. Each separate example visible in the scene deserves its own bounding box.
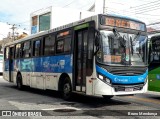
[30,6,94,34]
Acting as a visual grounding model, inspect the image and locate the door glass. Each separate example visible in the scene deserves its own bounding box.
[82,30,87,86]
[77,32,82,86]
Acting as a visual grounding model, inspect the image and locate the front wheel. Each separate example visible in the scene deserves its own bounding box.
[62,78,72,100]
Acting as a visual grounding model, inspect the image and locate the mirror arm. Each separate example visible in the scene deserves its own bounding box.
[94,47,99,56]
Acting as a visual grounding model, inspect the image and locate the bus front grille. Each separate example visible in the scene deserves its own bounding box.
[100,65,147,76]
[110,70,144,76]
[113,84,144,92]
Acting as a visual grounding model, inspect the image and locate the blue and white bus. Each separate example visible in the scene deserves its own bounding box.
[3,14,148,100]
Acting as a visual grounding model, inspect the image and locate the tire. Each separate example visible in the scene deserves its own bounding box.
[103,95,113,100]
[16,74,23,90]
[62,78,72,100]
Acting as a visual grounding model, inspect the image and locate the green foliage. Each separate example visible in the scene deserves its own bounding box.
[148,72,160,92]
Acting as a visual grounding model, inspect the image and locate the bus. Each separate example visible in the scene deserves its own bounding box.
[148,33,160,92]
[3,14,148,100]
[0,53,3,75]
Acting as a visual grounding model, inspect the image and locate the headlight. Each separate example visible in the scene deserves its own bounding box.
[98,74,111,84]
[98,74,103,80]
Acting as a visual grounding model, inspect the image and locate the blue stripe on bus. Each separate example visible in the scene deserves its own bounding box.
[5,55,72,73]
[96,65,148,84]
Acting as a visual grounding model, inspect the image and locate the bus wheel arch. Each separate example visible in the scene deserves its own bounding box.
[16,72,23,90]
[58,73,72,100]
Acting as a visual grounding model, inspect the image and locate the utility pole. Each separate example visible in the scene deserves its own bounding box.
[10,24,17,41]
[103,0,106,14]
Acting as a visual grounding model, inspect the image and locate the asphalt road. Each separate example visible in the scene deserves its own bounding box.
[0,76,160,119]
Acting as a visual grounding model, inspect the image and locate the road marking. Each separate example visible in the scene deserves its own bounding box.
[127,96,160,105]
[42,107,81,110]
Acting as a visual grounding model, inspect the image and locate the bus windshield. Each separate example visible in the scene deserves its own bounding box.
[96,30,148,66]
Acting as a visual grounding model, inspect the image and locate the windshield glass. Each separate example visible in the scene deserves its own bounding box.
[96,30,148,66]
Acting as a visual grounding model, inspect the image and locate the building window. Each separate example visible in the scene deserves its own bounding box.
[39,12,51,32]
[32,16,38,26]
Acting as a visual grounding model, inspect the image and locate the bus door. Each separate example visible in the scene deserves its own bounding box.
[9,46,14,82]
[73,23,94,94]
[74,29,88,92]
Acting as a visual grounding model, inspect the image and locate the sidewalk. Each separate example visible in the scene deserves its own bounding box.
[146,91,160,95]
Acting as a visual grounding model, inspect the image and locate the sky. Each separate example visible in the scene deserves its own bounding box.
[0,0,160,39]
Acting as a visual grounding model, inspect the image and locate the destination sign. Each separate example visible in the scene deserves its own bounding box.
[101,16,146,31]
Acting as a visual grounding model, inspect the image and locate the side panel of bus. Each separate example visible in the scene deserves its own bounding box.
[11,31,73,91]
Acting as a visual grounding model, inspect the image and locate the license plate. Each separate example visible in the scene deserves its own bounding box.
[125,88,133,92]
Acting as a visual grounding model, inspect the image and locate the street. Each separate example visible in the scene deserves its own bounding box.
[0,76,160,119]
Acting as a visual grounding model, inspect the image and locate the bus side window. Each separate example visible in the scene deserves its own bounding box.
[15,44,21,59]
[64,37,71,53]
[4,47,9,60]
[19,43,23,58]
[23,41,31,58]
[4,47,6,60]
[44,35,55,55]
[56,39,64,54]
[56,30,71,54]
[33,40,41,57]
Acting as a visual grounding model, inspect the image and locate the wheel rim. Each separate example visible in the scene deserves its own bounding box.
[63,83,70,98]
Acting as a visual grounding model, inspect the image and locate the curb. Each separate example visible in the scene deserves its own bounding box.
[146,91,160,95]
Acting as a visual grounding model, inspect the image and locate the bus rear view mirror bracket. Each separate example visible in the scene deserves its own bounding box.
[94,31,100,56]
[95,29,100,47]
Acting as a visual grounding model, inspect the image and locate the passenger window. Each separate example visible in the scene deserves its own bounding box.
[4,47,9,60]
[56,39,64,53]
[56,37,71,54]
[15,44,21,59]
[64,37,71,52]
[23,41,31,58]
[56,30,71,54]
[44,35,55,55]
[33,40,41,57]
